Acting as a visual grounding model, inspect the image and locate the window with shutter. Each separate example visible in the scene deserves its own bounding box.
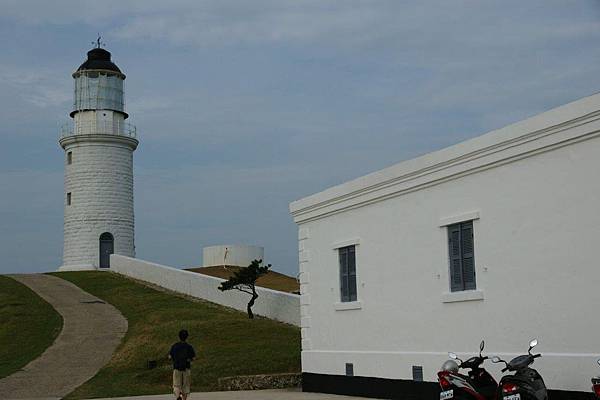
[447,221,476,292]
[339,245,357,302]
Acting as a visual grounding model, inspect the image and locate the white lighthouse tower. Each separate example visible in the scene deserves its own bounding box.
[58,42,138,271]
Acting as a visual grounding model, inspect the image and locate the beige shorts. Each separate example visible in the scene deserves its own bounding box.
[173,369,191,395]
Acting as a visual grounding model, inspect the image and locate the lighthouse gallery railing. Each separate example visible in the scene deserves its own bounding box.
[60,120,137,139]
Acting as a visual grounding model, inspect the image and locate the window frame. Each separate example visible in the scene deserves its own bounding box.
[67,151,72,165]
[338,245,357,302]
[447,220,476,292]
[67,192,72,206]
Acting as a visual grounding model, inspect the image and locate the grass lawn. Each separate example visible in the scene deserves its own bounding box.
[0,275,63,379]
[54,271,300,399]
[187,266,300,293]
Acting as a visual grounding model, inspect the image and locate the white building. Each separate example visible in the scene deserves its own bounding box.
[58,45,138,271]
[290,93,600,398]
[202,245,265,268]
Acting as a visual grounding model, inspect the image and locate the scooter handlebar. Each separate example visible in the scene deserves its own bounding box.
[533,354,542,358]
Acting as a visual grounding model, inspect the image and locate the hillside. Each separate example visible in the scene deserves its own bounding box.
[0,276,62,379]
[187,266,300,294]
[54,271,300,399]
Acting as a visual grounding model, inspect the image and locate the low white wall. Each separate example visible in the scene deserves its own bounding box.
[110,255,300,326]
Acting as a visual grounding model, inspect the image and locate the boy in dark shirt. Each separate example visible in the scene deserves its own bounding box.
[168,329,196,400]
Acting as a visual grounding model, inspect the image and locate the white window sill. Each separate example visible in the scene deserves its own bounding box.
[442,290,484,303]
[334,301,362,311]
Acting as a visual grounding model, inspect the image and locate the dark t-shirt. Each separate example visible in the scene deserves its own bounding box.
[169,341,196,371]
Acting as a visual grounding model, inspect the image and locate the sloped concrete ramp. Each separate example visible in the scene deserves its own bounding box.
[0,274,127,399]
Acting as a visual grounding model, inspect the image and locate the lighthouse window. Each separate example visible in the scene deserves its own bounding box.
[67,151,72,165]
[67,192,72,206]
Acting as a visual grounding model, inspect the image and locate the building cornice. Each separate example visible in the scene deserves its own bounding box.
[290,93,600,224]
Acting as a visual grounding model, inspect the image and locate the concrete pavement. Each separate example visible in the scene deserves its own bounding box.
[88,388,382,400]
[0,274,128,400]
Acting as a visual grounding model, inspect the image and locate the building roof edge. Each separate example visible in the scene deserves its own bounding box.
[290,92,600,219]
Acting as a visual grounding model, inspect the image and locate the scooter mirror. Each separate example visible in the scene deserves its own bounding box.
[491,356,501,363]
[480,340,485,352]
[529,339,538,349]
[449,352,458,360]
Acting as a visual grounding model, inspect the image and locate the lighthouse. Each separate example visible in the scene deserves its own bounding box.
[58,42,138,271]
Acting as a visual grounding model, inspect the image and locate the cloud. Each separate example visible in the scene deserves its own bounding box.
[1,0,600,276]
[127,96,174,115]
[0,65,71,108]
[113,2,389,47]
[0,0,124,25]
[0,169,63,274]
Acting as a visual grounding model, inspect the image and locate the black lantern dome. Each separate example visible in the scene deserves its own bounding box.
[76,48,122,75]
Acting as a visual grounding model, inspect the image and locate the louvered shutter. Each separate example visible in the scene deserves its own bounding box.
[347,246,357,301]
[448,224,463,292]
[339,247,349,302]
[461,222,476,290]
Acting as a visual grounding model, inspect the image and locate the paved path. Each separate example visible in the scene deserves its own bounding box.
[89,388,381,400]
[0,274,128,400]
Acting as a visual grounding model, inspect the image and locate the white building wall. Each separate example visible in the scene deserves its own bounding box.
[60,136,137,270]
[290,93,600,392]
[110,255,300,326]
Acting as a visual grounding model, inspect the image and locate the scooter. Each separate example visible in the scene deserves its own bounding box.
[593,359,600,398]
[437,340,498,400]
[491,339,548,400]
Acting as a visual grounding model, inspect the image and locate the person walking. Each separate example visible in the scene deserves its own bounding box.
[168,329,196,400]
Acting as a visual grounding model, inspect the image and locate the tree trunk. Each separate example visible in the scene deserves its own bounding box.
[247,287,258,319]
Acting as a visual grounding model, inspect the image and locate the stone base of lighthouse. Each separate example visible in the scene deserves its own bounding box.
[57,263,96,272]
[59,217,135,271]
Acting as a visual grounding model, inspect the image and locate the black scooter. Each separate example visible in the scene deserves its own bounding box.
[437,340,498,400]
[491,339,548,400]
[593,358,600,398]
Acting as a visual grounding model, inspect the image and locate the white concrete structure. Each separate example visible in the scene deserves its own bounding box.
[203,245,265,267]
[58,46,138,271]
[290,93,600,396]
[110,255,300,326]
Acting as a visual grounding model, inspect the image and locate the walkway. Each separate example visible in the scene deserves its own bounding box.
[90,388,381,400]
[0,274,128,400]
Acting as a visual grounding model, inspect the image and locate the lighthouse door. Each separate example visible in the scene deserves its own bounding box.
[99,232,114,268]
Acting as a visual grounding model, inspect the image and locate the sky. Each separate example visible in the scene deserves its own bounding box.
[1,1,599,276]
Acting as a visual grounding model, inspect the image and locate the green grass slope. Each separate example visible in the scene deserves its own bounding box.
[187,266,300,293]
[0,275,63,379]
[54,271,300,399]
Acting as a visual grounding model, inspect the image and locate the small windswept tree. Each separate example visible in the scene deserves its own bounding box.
[218,259,271,319]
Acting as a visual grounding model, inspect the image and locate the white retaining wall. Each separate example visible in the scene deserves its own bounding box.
[110,255,300,326]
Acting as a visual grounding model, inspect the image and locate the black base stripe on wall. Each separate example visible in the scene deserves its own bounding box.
[302,373,438,400]
[301,373,596,400]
